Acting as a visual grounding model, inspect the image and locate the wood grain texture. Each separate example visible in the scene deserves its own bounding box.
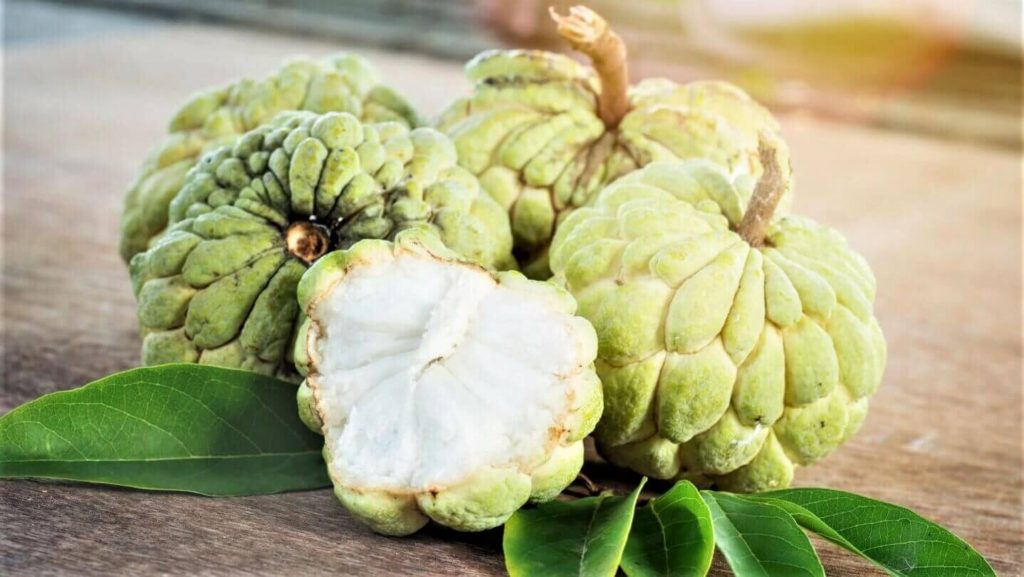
[1,24,1021,577]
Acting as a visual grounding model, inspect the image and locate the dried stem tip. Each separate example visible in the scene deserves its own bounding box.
[550,5,630,128]
[286,221,331,263]
[738,136,788,247]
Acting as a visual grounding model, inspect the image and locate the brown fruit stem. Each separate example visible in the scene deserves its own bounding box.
[286,221,331,263]
[550,5,630,128]
[738,136,787,247]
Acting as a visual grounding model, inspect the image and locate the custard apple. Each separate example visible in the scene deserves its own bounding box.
[549,144,885,491]
[120,54,421,263]
[130,111,513,380]
[294,229,602,535]
[437,6,789,276]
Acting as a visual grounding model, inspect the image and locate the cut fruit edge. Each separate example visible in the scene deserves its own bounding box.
[297,231,602,503]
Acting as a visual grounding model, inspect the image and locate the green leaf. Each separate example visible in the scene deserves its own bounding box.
[751,489,996,577]
[701,491,824,577]
[504,478,647,577]
[0,364,330,496]
[623,480,714,577]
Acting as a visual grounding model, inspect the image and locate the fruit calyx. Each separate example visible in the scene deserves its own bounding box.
[737,136,788,247]
[550,5,630,129]
[286,220,332,263]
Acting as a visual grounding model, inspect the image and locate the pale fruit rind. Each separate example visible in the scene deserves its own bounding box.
[121,54,422,263]
[550,160,884,491]
[130,112,513,380]
[438,47,791,276]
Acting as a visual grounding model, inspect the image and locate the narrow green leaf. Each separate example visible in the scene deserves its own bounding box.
[504,478,647,577]
[751,489,996,577]
[0,364,330,496]
[623,480,714,577]
[701,491,824,577]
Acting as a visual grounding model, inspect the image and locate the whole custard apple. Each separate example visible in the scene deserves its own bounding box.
[120,54,421,263]
[549,142,885,491]
[437,6,790,276]
[294,230,602,535]
[130,111,513,380]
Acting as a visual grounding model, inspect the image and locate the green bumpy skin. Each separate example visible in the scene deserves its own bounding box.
[130,112,514,380]
[120,54,422,263]
[437,49,790,277]
[549,160,885,491]
[296,230,602,535]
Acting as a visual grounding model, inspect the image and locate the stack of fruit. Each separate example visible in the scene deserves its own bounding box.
[123,5,884,535]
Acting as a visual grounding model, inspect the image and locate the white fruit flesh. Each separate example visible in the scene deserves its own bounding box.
[311,253,593,493]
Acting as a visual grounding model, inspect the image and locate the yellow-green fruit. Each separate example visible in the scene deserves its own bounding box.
[120,54,422,263]
[437,44,789,276]
[296,230,601,534]
[130,111,513,380]
[549,159,885,491]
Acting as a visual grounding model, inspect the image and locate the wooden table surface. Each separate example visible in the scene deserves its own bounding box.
[2,23,1021,577]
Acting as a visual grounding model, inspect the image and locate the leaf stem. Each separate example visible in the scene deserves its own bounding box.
[550,5,630,128]
[737,135,788,247]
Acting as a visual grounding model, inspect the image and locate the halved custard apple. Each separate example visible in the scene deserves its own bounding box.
[295,230,603,534]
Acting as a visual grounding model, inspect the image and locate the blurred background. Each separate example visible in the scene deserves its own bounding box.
[5,0,1021,148]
